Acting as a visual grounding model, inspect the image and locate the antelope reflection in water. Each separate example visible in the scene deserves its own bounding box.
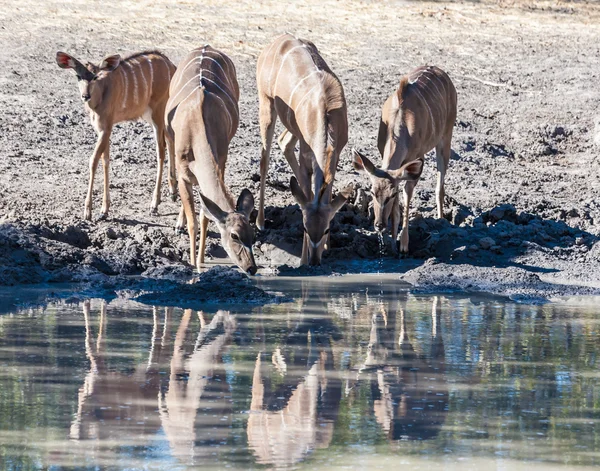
[70,301,235,465]
[247,280,342,467]
[359,295,448,440]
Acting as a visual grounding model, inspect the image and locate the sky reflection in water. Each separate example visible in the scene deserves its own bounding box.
[0,276,599,470]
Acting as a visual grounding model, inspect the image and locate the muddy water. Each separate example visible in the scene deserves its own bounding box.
[1,277,599,470]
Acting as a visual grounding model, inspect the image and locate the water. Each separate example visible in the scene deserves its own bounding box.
[1,275,600,470]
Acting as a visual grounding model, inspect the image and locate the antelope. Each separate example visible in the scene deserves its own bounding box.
[165,46,257,275]
[359,296,448,441]
[56,50,177,220]
[256,34,353,266]
[353,65,457,254]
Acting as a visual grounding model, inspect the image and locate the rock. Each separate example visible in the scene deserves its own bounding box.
[106,227,119,240]
[576,236,585,246]
[479,237,496,250]
[488,204,517,223]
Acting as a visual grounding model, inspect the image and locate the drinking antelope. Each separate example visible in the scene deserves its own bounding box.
[165,46,257,275]
[56,50,177,220]
[353,65,457,254]
[256,34,353,266]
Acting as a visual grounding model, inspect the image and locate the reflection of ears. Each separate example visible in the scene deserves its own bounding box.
[198,192,228,225]
[236,188,255,218]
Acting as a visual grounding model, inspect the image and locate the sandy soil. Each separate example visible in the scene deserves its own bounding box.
[1,0,600,300]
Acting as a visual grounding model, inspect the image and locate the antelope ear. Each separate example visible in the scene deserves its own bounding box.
[387,159,423,181]
[99,54,121,71]
[198,192,228,225]
[290,176,309,207]
[329,184,354,214]
[56,52,79,70]
[352,148,378,176]
[236,188,255,218]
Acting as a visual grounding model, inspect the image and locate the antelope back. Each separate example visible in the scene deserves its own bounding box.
[380,66,457,161]
[167,45,240,143]
[106,52,175,124]
[257,34,347,161]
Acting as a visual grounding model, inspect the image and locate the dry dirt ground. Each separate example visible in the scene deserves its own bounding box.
[1,0,600,301]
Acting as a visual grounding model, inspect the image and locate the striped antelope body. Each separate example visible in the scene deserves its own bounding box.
[165,46,257,275]
[353,65,457,254]
[256,34,353,266]
[56,50,177,220]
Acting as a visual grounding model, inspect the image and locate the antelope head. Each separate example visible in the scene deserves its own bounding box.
[290,176,353,266]
[199,189,258,275]
[352,149,423,233]
[56,52,121,109]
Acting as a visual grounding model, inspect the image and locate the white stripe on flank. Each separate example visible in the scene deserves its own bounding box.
[263,36,284,91]
[137,57,149,101]
[148,58,154,90]
[421,74,445,120]
[287,71,320,123]
[177,56,234,92]
[175,85,233,133]
[272,45,306,95]
[294,82,319,114]
[120,65,129,109]
[129,63,139,103]
[412,84,436,138]
[200,76,238,117]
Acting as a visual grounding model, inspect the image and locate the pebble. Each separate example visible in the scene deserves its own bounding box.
[479,237,496,250]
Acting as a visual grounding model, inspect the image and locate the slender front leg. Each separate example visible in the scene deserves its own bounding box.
[198,210,209,270]
[278,129,301,182]
[178,178,198,268]
[175,204,187,234]
[399,179,418,254]
[166,133,178,202]
[390,193,401,255]
[256,95,276,231]
[85,128,111,221]
[435,140,450,219]
[100,137,111,219]
[151,120,166,215]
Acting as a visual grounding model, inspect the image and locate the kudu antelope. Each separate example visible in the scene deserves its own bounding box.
[56,50,177,220]
[165,46,257,274]
[247,311,341,467]
[353,66,457,254]
[358,296,448,440]
[256,34,353,266]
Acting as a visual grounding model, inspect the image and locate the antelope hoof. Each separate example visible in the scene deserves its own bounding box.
[150,207,159,216]
[96,212,108,222]
[174,224,186,235]
[170,192,177,203]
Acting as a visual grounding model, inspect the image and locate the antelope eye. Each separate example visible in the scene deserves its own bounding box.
[231,233,240,241]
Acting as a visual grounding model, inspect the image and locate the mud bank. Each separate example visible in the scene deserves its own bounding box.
[2,1,600,301]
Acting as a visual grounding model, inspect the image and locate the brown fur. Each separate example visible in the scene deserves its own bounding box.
[353,65,457,254]
[56,50,177,220]
[165,46,257,275]
[256,33,351,266]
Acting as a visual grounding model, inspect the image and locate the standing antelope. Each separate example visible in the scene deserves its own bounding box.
[165,46,257,275]
[56,50,177,220]
[353,65,457,254]
[256,34,353,266]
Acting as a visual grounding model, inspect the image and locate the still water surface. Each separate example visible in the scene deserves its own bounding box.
[1,275,599,470]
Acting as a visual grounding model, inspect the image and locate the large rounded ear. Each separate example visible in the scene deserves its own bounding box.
[198,192,228,225]
[236,189,255,218]
[387,159,423,181]
[99,54,121,71]
[352,148,379,176]
[56,52,80,70]
[329,184,354,214]
[290,176,309,207]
